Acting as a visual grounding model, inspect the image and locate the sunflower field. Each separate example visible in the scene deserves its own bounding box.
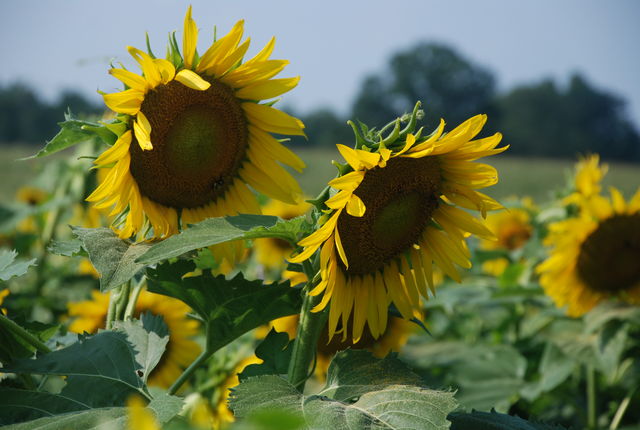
[1,7,640,430]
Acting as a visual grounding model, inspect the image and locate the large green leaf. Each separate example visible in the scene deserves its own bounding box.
[146,260,302,352]
[239,329,293,381]
[71,227,152,291]
[47,238,85,257]
[137,214,308,265]
[0,249,37,281]
[230,351,457,430]
[112,314,169,385]
[1,392,183,430]
[23,113,107,159]
[448,410,567,430]
[520,343,575,401]
[1,331,145,423]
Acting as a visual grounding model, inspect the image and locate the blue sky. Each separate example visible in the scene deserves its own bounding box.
[2,0,639,127]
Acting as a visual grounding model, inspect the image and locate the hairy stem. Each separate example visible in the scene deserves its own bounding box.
[587,364,597,429]
[609,388,635,430]
[287,259,329,391]
[0,313,52,354]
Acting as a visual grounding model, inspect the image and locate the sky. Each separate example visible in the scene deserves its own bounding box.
[2,0,640,127]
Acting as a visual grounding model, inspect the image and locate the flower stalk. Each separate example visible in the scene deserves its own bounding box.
[287,260,329,391]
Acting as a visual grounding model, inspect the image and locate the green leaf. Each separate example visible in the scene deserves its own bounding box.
[450,345,527,412]
[318,349,424,400]
[520,343,575,401]
[113,314,169,385]
[0,249,37,281]
[137,214,307,265]
[146,260,302,352]
[47,238,85,257]
[0,318,59,363]
[2,331,146,416]
[448,410,567,430]
[23,113,104,159]
[240,329,292,381]
[71,227,152,291]
[231,351,457,430]
[230,408,306,430]
[583,301,640,333]
[1,391,183,429]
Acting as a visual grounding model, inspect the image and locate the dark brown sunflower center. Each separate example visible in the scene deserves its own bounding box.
[129,79,248,209]
[576,214,640,293]
[337,156,442,276]
[500,224,532,250]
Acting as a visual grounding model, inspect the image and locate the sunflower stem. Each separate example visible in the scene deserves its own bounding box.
[0,313,52,354]
[586,364,597,429]
[287,260,329,391]
[609,388,635,430]
[124,277,145,321]
[168,323,215,395]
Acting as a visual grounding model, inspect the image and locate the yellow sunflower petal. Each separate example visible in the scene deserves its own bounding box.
[242,103,305,136]
[133,112,153,151]
[182,5,198,69]
[175,69,211,91]
[236,77,300,100]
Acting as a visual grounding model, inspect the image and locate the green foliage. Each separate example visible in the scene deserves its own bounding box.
[71,226,152,291]
[0,318,58,363]
[231,350,458,429]
[0,392,183,430]
[23,111,107,159]
[47,238,84,257]
[0,249,37,281]
[112,314,170,385]
[146,260,302,352]
[240,329,293,381]
[0,317,177,426]
[448,410,567,430]
[138,214,308,265]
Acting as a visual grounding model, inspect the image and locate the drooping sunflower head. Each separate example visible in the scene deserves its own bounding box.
[67,289,201,388]
[290,103,507,342]
[88,7,305,256]
[538,187,640,316]
[479,198,535,275]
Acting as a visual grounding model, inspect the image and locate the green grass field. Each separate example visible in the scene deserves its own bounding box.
[1,144,638,205]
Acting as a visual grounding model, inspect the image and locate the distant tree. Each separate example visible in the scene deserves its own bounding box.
[0,83,101,145]
[496,74,640,160]
[352,43,497,131]
[287,108,352,148]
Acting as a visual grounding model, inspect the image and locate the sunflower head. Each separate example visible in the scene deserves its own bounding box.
[480,198,535,276]
[88,6,305,259]
[564,154,608,207]
[538,186,640,316]
[290,102,507,342]
[67,289,201,388]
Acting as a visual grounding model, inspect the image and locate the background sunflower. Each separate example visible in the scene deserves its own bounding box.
[67,289,201,388]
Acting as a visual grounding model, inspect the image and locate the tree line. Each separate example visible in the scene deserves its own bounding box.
[1,42,639,161]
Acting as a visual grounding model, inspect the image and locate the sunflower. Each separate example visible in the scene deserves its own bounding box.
[563,154,608,207]
[87,6,305,266]
[67,289,201,388]
[537,187,640,316]
[479,198,534,276]
[290,113,506,342]
[15,186,48,233]
[254,199,310,285]
[0,289,9,315]
[211,355,263,427]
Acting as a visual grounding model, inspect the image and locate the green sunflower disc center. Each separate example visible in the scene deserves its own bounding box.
[337,156,441,276]
[130,79,248,209]
[577,213,640,294]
